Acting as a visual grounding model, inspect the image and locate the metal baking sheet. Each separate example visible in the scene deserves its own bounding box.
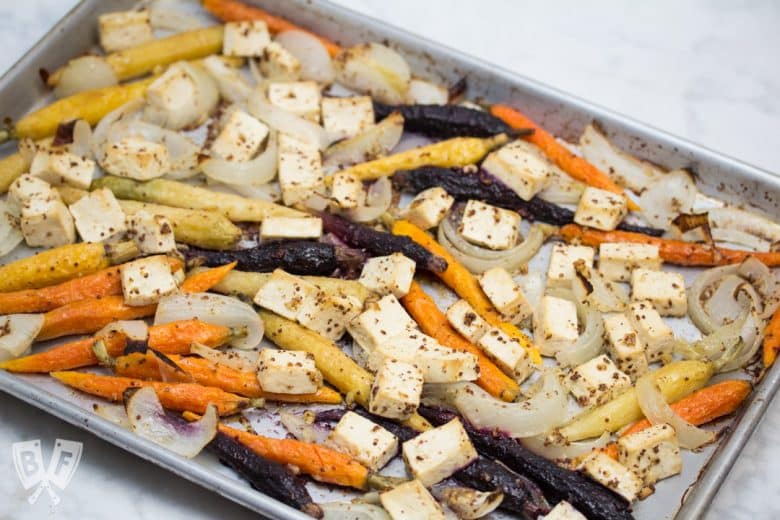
[0,1,778,518]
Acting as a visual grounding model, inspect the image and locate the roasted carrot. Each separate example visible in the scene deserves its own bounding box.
[763,307,780,367]
[490,104,639,211]
[180,261,236,292]
[51,371,249,415]
[401,282,520,402]
[561,223,780,267]
[202,0,342,56]
[392,219,541,363]
[148,320,235,353]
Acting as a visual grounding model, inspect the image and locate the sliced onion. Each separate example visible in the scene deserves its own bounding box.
[70,120,93,158]
[521,431,610,461]
[144,62,219,130]
[688,264,739,334]
[703,275,761,327]
[712,228,770,252]
[0,314,44,361]
[93,403,131,429]
[323,112,403,173]
[677,309,747,364]
[149,8,202,32]
[92,99,145,163]
[154,292,263,349]
[248,89,329,150]
[556,301,605,367]
[96,320,149,342]
[334,43,411,104]
[719,311,763,372]
[320,502,390,520]
[639,169,697,229]
[248,58,264,84]
[571,261,628,312]
[346,176,392,222]
[739,257,780,317]
[537,168,586,205]
[709,206,780,246]
[302,192,331,212]
[54,56,118,98]
[635,374,716,449]
[201,55,253,104]
[404,78,448,105]
[0,201,23,258]
[106,120,201,179]
[280,410,331,444]
[275,31,335,84]
[190,342,259,372]
[202,131,277,186]
[436,487,504,520]
[125,386,217,457]
[423,372,568,438]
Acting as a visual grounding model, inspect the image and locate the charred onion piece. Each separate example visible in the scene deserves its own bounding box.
[183,241,337,276]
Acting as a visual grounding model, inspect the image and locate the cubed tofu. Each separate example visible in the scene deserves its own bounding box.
[477,327,533,381]
[566,354,632,408]
[125,210,176,254]
[297,292,360,341]
[631,269,687,317]
[599,243,662,282]
[20,196,75,247]
[210,109,269,162]
[458,200,521,251]
[257,349,322,394]
[536,295,579,357]
[404,78,448,105]
[98,9,153,53]
[582,451,643,503]
[223,20,271,57]
[68,188,127,243]
[260,216,323,240]
[347,294,418,351]
[253,269,319,320]
[260,42,301,81]
[277,133,324,206]
[369,359,424,420]
[478,267,532,324]
[445,299,490,343]
[617,423,682,485]
[370,332,479,383]
[546,243,596,289]
[30,149,95,190]
[321,96,374,141]
[571,260,629,313]
[145,63,214,130]
[102,137,170,181]
[574,187,628,231]
[543,501,587,520]
[403,187,454,230]
[328,411,398,471]
[380,480,445,520]
[9,174,55,208]
[603,313,649,380]
[628,301,675,364]
[121,255,178,306]
[268,81,322,122]
[401,418,478,486]
[358,253,416,298]
[480,140,553,201]
[330,171,366,208]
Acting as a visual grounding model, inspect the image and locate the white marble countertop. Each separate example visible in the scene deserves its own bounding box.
[0,1,778,519]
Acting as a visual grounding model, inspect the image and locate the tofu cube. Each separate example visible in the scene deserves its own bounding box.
[268,81,322,122]
[297,292,360,341]
[330,171,366,208]
[260,216,323,240]
[121,255,178,306]
[603,313,649,380]
[347,294,417,351]
[321,96,374,141]
[369,359,424,420]
[9,174,53,207]
[125,210,176,254]
[542,501,587,520]
[371,332,479,383]
[210,109,269,162]
[98,9,153,53]
[257,349,322,394]
[566,354,632,408]
[30,149,95,190]
[480,140,553,201]
[477,327,533,381]
[445,299,490,343]
[260,42,301,81]
[223,20,271,57]
[478,267,532,324]
[277,133,324,206]
[535,295,579,357]
[20,196,75,247]
[546,243,596,289]
[599,243,662,282]
[628,301,675,364]
[68,188,127,243]
[404,78,448,105]
[458,200,521,250]
[401,418,478,486]
[253,269,319,320]
[328,411,398,471]
[631,269,687,317]
[145,63,214,130]
[582,452,643,503]
[380,480,445,520]
[574,187,628,231]
[403,187,454,230]
[102,137,170,181]
[358,253,416,298]
[617,423,682,485]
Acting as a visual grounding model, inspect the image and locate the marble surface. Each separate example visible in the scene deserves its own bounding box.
[0,1,778,519]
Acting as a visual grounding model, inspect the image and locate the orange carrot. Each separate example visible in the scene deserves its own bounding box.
[392,219,541,363]
[491,104,639,211]
[51,371,249,415]
[148,319,235,353]
[180,261,236,292]
[202,0,342,56]
[561,223,780,267]
[402,282,520,402]
[763,307,780,367]
[115,351,342,404]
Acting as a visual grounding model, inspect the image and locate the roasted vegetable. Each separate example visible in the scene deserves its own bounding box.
[764,307,780,367]
[183,241,337,276]
[0,152,31,194]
